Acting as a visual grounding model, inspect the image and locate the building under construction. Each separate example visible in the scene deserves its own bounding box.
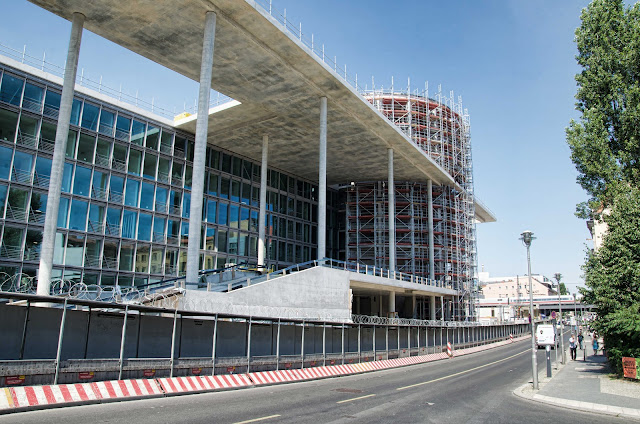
[343,85,478,320]
[2,0,497,325]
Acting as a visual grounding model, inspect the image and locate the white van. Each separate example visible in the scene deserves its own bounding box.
[535,324,556,349]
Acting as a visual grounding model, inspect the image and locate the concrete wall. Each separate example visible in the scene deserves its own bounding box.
[179,267,352,321]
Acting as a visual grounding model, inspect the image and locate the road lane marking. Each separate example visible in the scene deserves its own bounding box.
[397,350,529,391]
[336,393,376,404]
[233,414,281,424]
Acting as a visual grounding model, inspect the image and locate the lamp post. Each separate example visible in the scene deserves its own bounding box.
[554,273,565,364]
[573,293,578,332]
[520,230,538,390]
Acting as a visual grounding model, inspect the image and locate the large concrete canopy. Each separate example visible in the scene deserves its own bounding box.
[28,0,495,222]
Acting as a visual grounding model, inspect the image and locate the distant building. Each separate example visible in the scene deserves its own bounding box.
[476,271,558,323]
[586,208,609,252]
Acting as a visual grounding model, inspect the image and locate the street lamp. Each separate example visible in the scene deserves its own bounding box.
[554,273,565,364]
[520,230,538,390]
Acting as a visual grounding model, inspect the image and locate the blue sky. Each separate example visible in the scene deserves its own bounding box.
[0,1,595,293]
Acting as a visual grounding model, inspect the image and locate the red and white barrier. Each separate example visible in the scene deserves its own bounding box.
[0,335,530,413]
[156,374,252,394]
[5,379,162,410]
[91,379,163,399]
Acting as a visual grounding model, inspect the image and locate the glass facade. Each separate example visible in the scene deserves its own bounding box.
[0,62,341,287]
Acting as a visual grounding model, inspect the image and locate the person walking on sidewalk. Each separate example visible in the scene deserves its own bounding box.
[592,336,599,356]
[578,332,584,350]
[569,334,577,360]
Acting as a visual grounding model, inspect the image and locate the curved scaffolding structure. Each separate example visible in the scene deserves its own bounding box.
[343,84,477,320]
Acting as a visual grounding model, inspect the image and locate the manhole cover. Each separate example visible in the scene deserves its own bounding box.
[334,388,363,394]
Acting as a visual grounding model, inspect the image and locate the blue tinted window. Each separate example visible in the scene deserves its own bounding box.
[70,99,82,126]
[69,199,88,230]
[219,202,228,226]
[122,209,137,238]
[182,192,190,218]
[145,125,159,149]
[229,204,239,228]
[180,222,189,247]
[110,175,124,196]
[115,115,130,140]
[140,182,154,210]
[57,197,69,228]
[34,156,52,181]
[131,120,145,145]
[73,165,91,196]
[0,109,18,143]
[167,219,179,237]
[138,212,152,241]
[106,207,121,228]
[12,151,33,178]
[124,179,140,207]
[153,216,165,237]
[22,83,43,111]
[0,146,13,179]
[0,184,7,215]
[206,199,216,223]
[81,102,99,131]
[99,109,114,136]
[155,186,167,209]
[207,173,218,196]
[44,90,61,118]
[0,74,23,105]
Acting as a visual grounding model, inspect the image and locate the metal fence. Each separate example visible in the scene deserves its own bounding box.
[0,291,529,388]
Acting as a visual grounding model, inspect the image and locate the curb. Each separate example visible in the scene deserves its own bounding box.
[512,351,640,421]
[0,335,528,415]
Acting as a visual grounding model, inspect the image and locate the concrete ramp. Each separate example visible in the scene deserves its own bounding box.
[179,267,352,321]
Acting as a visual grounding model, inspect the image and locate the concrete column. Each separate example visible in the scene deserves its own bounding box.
[257,135,268,269]
[186,11,217,284]
[427,179,435,281]
[38,13,85,295]
[440,296,445,321]
[317,97,327,260]
[389,291,396,315]
[412,294,416,319]
[388,149,395,272]
[430,295,436,321]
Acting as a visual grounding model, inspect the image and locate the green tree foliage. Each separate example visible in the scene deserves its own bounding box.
[567,0,640,212]
[568,0,640,374]
[581,186,640,374]
[559,282,568,296]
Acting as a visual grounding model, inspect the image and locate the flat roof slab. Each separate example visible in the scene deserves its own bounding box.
[28,0,459,187]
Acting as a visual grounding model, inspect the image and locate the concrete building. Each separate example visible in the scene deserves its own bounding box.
[0,0,495,322]
[586,208,608,252]
[478,273,555,300]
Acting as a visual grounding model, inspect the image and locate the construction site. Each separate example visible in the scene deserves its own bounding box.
[344,85,478,321]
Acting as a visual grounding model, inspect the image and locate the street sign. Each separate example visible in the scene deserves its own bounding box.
[551,311,557,319]
[622,357,639,379]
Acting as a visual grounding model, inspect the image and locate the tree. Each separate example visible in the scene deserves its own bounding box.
[567,0,640,216]
[581,186,640,374]
[567,0,640,375]
[559,282,568,296]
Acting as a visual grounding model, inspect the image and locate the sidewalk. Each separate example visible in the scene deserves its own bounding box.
[514,338,640,420]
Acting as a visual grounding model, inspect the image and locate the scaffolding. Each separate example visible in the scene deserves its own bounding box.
[343,82,477,321]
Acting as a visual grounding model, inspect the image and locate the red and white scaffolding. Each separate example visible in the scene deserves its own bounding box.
[344,83,477,320]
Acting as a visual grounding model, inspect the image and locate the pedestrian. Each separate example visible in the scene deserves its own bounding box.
[592,337,599,356]
[569,333,577,360]
[578,332,584,350]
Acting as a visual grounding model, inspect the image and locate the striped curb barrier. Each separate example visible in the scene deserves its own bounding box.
[5,379,162,410]
[156,374,253,394]
[0,335,530,413]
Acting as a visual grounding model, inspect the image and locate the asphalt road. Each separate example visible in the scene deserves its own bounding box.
[1,336,633,424]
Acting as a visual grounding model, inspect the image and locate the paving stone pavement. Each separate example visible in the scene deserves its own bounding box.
[514,336,640,421]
